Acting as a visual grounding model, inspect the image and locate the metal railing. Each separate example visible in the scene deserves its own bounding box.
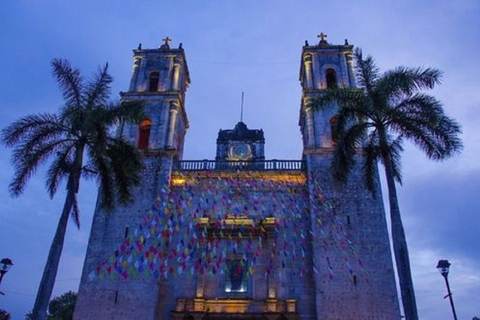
[173,160,305,171]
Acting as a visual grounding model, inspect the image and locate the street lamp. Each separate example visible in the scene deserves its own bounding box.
[436,259,458,320]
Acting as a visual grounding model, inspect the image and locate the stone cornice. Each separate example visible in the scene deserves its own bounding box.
[120,91,189,130]
[139,148,177,157]
[303,148,335,155]
[303,148,364,155]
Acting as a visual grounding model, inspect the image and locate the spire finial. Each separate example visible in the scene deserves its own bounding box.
[240,92,245,123]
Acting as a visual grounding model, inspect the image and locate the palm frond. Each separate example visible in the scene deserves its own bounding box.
[388,104,462,160]
[9,140,69,196]
[84,113,110,153]
[46,146,75,198]
[89,149,115,210]
[59,105,87,137]
[379,67,442,99]
[106,139,142,205]
[309,88,367,112]
[334,103,373,135]
[354,48,380,94]
[80,164,99,179]
[108,100,146,125]
[85,63,112,108]
[393,93,444,121]
[13,126,71,160]
[331,122,368,184]
[362,140,381,193]
[1,114,64,147]
[431,115,463,158]
[51,59,84,108]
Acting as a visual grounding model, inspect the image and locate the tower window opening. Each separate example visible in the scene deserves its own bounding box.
[148,72,159,92]
[326,68,337,89]
[330,116,339,146]
[138,119,152,149]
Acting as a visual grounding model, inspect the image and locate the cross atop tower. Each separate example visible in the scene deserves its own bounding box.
[162,37,172,46]
[317,32,327,41]
[317,32,329,46]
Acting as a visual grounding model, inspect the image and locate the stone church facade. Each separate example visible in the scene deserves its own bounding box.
[74,37,400,319]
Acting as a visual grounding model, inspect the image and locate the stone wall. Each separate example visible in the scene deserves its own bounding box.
[75,158,400,320]
[307,153,400,319]
[74,155,173,320]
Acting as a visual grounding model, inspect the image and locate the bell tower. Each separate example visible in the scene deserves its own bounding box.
[75,38,192,320]
[120,37,190,159]
[299,34,400,319]
[299,33,355,151]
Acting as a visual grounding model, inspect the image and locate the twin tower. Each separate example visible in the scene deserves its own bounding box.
[74,36,401,319]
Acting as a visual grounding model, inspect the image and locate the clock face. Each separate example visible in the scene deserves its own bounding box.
[229,143,252,160]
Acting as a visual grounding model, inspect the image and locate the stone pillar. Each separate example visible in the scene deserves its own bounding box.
[267,238,276,301]
[304,55,314,89]
[304,102,315,149]
[166,101,179,149]
[172,58,181,91]
[129,57,141,92]
[345,52,356,87]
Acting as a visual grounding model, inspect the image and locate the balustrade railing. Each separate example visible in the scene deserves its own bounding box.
[173,160,305,171]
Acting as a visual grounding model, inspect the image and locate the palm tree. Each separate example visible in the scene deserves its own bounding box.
[311,48,462,320]
[2,59,144,320]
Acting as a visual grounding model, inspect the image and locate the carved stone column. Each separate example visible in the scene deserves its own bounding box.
[345,52,356,87]
[303,55,314,89]
[129,57,141,92]
[304,100,315,149]
[166,101,179,149]
[172,57,182,91]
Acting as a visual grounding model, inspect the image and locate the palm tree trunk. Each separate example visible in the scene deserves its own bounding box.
[32,145,83,320]
[383,157,418,320]
[31,188,75,320]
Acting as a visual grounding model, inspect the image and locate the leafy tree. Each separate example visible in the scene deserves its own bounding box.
[311,48,462,320]
[47,291,76,320]
[2,59,145,320]
[0,309,11,320]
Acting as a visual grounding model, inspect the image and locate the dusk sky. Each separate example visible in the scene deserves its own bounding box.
[1,1,479,319]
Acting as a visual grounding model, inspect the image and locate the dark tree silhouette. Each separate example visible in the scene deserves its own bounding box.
[2,59,144,320]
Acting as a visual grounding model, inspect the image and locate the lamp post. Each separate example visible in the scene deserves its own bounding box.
[436,259,458,320]
[0,258,13,295]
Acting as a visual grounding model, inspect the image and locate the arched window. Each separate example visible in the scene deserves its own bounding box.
[138,119,152,149]
[148,72,159,92]
[330,116,339,146]
[326,68,337,89]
